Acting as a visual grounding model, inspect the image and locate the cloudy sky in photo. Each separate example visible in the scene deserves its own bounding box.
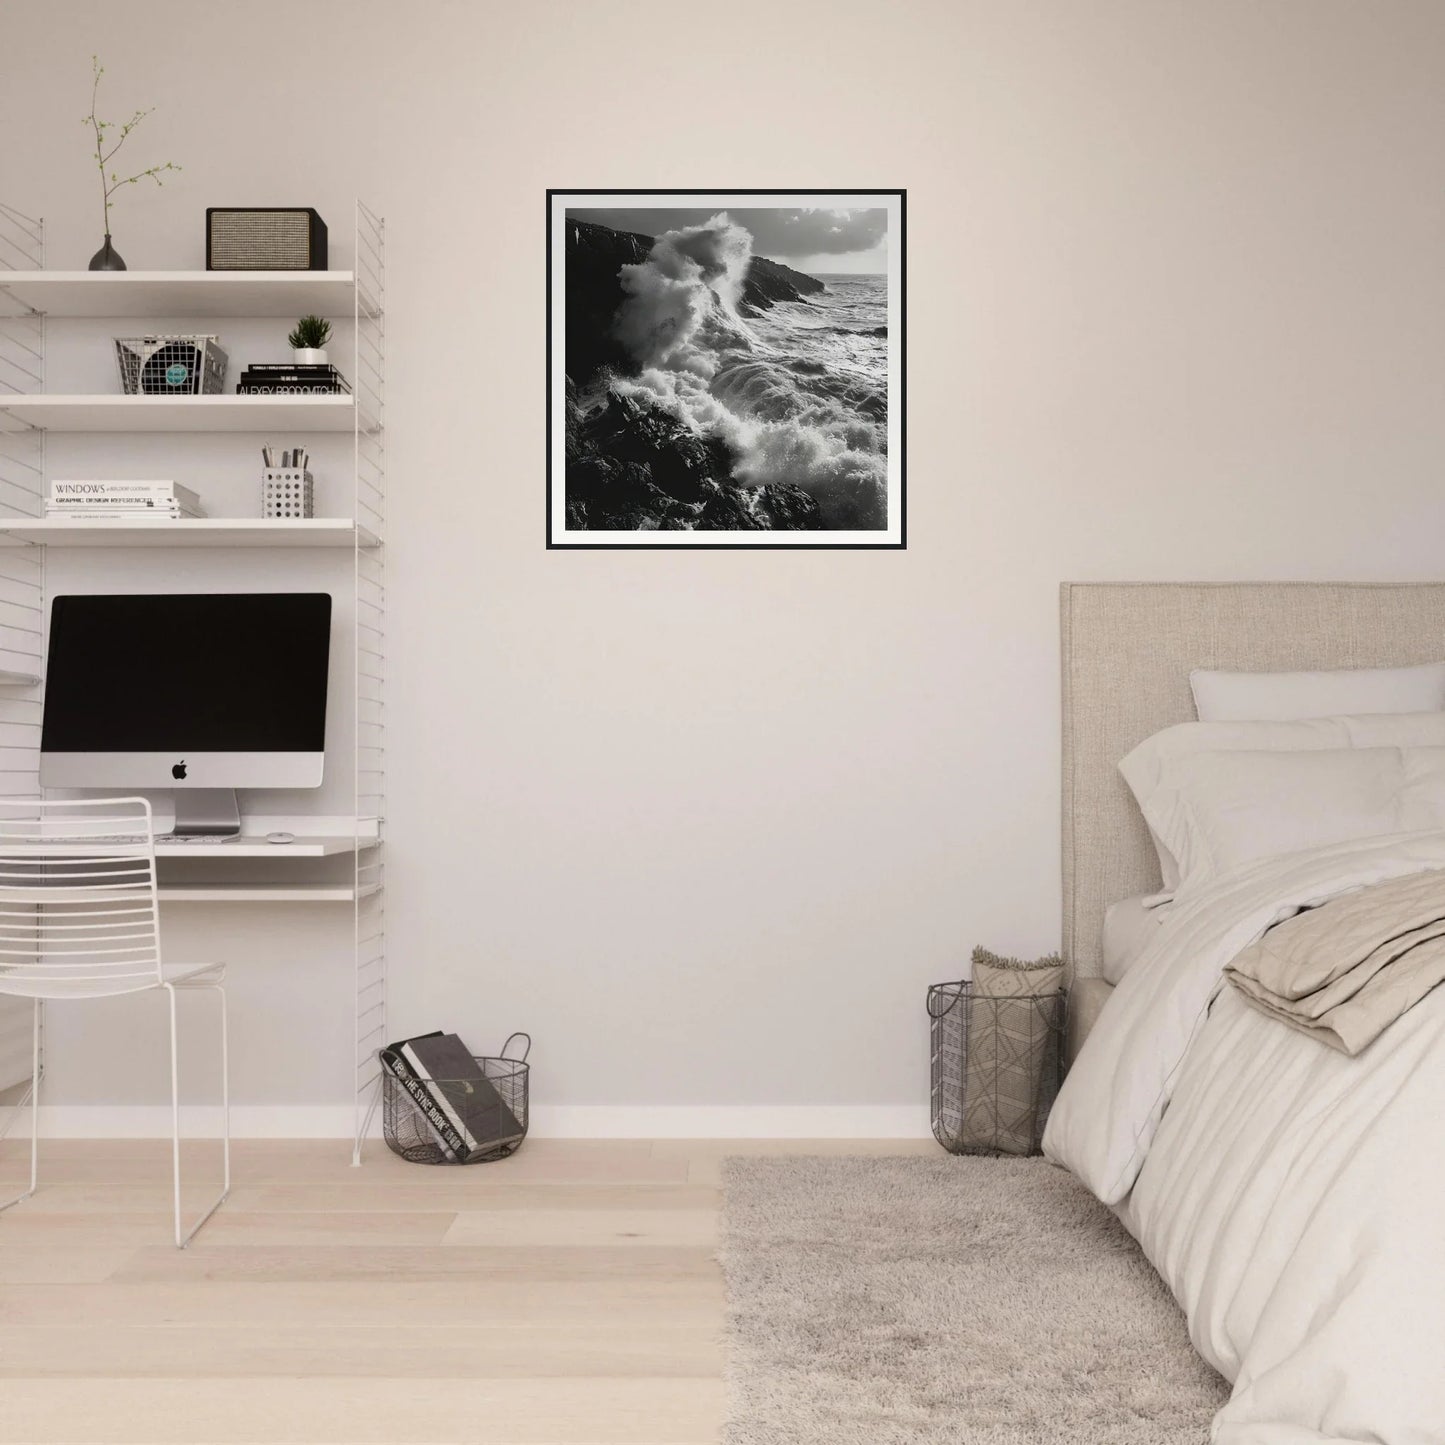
[568,206,890,276]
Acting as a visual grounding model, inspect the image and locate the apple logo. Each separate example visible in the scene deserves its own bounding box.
[172,761,187,780]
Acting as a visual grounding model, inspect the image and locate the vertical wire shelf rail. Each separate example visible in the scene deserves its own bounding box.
[0,202,46,1103]
[352,200,386,1163]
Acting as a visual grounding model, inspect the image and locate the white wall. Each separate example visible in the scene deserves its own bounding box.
[3,0,1444,1133]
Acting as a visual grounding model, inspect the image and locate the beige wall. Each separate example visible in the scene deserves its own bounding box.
[4,0,1444,1125]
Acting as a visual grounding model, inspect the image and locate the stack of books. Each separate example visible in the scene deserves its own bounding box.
[47,480,205,519]
[236,363,351,396]
[381,1031,526,1163]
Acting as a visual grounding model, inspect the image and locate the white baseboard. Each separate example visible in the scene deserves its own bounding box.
[30,1105,361,1139]
[18,1103,932,1141]
[530,1105,932,1139]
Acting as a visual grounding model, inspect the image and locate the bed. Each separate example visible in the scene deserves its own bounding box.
[1045,581,1445,1445]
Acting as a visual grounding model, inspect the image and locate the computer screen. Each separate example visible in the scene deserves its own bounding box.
[40,592,332,791]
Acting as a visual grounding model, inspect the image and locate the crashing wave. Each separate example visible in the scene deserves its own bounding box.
[610,214,886,530]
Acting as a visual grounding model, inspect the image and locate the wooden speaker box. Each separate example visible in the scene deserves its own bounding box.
[206,208,328,270]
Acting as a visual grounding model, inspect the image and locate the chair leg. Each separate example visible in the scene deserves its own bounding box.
[164,981,230,1249]
[0,998,41,1214]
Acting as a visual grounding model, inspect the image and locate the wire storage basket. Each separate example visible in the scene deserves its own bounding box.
[115,334,228,395]
[381,1033,530,1165]
[928,981,1065,1157]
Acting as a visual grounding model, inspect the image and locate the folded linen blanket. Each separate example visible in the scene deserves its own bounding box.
[1225,865,1445,1054]
[958,948,1065,1154]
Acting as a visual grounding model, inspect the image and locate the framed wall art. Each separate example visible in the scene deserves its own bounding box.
[547,190,906,548]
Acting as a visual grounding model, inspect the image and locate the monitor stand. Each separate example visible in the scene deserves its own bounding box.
[170,789,241,838]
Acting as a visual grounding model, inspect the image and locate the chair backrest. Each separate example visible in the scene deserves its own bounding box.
[0,797,162,999]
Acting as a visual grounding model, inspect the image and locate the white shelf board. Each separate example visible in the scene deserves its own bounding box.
[158,882,377,903]
[0,394,359,433]
[0,270,364,319]
[0,670,39,685]
[156,835,361,858]
[0,517,378,549]
[3,835,361,859]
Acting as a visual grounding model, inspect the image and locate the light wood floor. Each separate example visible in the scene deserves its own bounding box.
[0,1137,935,1444]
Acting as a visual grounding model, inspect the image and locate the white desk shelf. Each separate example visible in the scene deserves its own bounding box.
[0,518,379,549]
[0,394,360,433]
[155,835,363,859]
[158,883,381,904]
[0,198,387,1163]
[0,270,369,319]
[5,835,365,859]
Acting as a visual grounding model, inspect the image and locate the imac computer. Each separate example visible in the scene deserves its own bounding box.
[40,593,333,836]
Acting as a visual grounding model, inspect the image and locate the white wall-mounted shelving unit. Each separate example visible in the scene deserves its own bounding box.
[0,198,387,1162]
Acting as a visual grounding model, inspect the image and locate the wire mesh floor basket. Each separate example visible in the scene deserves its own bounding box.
[381,1033,530,1165]
[928,981,1065,1156]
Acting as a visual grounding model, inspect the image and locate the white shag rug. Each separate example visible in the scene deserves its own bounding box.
[719,1155,1228,1444]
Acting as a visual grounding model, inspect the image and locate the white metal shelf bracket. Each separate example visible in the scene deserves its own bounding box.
[352,198,386,1164]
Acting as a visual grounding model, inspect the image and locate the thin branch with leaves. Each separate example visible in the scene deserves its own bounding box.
[83,56,180,236]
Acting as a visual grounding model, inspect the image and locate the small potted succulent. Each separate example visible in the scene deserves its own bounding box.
[287,314,332,365]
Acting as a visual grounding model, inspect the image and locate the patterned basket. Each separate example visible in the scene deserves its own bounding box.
[928,981,1065,1156]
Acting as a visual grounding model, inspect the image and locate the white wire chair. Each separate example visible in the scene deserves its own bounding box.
[0,797,229,1247]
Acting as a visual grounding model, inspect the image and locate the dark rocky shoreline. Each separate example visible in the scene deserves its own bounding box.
[565,384,821,532]
[562,218,826,532]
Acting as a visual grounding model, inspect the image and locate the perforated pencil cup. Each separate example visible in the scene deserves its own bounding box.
[262,467,314,518]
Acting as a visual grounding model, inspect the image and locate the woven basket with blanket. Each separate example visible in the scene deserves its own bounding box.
[928,948,1066,1156]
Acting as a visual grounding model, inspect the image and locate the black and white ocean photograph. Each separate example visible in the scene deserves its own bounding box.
[548,191,905,547]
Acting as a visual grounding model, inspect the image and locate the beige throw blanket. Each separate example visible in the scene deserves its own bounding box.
[1225,866,1445,1054]
[958,948,1065,1155]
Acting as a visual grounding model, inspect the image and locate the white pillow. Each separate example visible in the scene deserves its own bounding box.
[1138,745,1445,899]
[1190,661,1445,722]
[1119,712,1445,892]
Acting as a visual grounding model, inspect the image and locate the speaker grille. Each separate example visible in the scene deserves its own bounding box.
[207,210,326,270]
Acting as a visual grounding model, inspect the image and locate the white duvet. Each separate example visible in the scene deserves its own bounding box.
[1044,831,1445,1444]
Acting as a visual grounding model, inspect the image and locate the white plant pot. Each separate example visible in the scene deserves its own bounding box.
[293,348,328,365]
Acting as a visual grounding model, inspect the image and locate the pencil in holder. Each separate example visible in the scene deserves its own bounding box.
[262,468,314,519]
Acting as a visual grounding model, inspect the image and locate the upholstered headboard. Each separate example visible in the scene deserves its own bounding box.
[1061,581,1445,980]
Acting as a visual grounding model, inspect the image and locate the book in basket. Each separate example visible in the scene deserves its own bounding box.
[380,1034,461,1160]
[384,1031,525,1161]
